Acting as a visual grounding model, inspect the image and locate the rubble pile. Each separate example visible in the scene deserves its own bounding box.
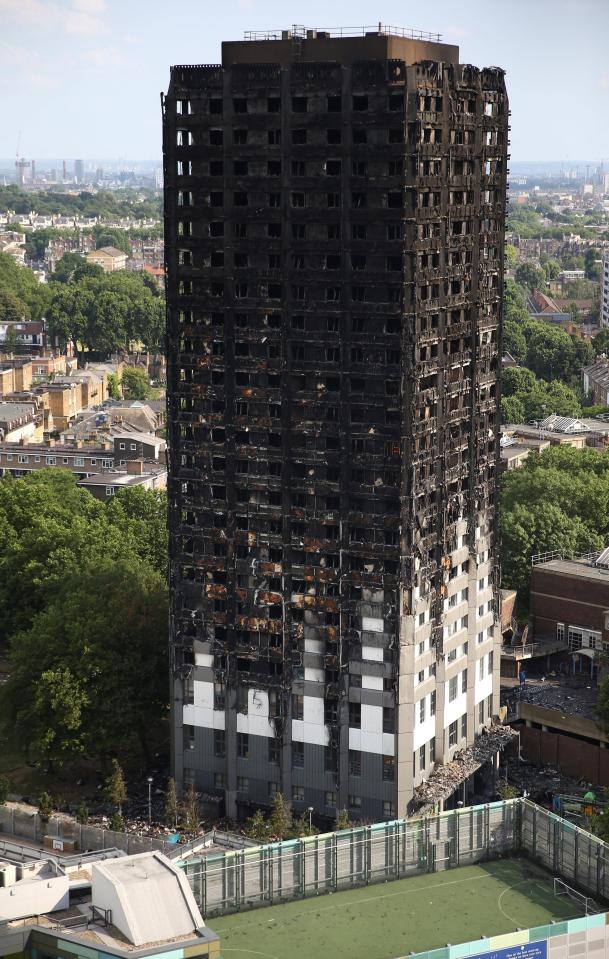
[501,678,599,721]
[412,723,518,813]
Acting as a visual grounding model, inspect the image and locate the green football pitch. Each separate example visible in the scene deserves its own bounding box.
[209,858,587,959]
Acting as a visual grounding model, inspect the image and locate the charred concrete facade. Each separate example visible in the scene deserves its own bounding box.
[163,28,508,824]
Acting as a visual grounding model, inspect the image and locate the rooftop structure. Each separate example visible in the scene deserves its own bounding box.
[0,850,219,959]
[164,26,508,823]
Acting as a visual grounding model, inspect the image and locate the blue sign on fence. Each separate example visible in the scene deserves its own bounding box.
[469,941,547,959]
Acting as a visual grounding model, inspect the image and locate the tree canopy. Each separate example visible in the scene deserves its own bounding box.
[0,471,168,768]
[501,447,609,596]
[0,252,50,321]
[0,185,161,220]
[46,267,165,355]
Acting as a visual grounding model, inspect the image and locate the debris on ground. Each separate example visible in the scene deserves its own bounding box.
[412,723,518,813]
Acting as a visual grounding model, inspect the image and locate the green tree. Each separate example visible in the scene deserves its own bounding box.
[502,366,537,396]
[515,263,545,292]
[505,244,518,269]
[106,759,128,815]
[593,329,609,355]
[32,667,89,763]
[165,778,179,829]
[503,321,527,362]
[52,252,87,283]
[268,792,292,839]
[121,366,152,400]
[38,791,53,821]
[181,783,200,834]
[104,487,167,578]
[109,812,125,832]
[336,809,351,830]
[76,801,89,824]
[542,259,561,280]
[501,395,525,424]
[93,228,132,256]
[0,252,50,321]
[6,559,168,764]
[246,808,269,842]
[107,371,121,399]
[0,290,29,324]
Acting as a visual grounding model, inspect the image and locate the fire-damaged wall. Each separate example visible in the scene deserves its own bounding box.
[163,30,508,823]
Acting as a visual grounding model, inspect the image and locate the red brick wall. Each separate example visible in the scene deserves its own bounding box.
[519,725,609,786]
[530,567,609,642]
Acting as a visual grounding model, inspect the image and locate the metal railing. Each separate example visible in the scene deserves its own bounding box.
[244,25,442,42]
[531,549,600,566]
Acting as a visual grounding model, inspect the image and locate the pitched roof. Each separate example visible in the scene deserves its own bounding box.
[89,246,127,258]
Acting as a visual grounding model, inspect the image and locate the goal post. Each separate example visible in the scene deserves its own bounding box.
[553,877,597,916]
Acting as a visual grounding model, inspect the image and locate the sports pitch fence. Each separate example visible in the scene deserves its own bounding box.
[180,799,609,918]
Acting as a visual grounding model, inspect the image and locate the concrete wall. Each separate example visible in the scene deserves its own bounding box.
[0,874,69,921]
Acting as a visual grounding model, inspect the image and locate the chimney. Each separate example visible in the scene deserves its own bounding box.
[127,459,144,476]
[18,436,28,446]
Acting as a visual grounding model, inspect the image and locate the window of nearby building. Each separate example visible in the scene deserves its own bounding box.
[349,795,362,809]
[213,772,224,789]
[349,702,361,728]
[429,737,436,764]
[213,729,225,758]
[130,443,137,450]
[102,459,112,468]
[479,657,485,679]
[268,739,280,764]
[430,690,436,716]
[479,700,485,724]
[292,693,304,720]
[557,622,565,642]
[119,442,126,450]
[292,785,304,802]
[461,714,467,739]
[269,781,279,799]
[448,676,458,702]
[325,791,337,808]
[17,455,27,464]
[105,486,115,497]
[349,749,361,776]
[448,720,458,748]
[419,697,426,723]
[90,459,97,466]
[382,756,395,782]
[46,456,56,465]
[237,732,249,759]
[292,741,304,767]
[74,457,84,466]
[237,776,249,793]
[383,800,395,818]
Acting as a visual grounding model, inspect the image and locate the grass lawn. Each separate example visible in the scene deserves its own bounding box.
[209,858,586,959]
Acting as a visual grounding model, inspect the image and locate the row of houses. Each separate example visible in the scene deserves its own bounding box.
[0,353,167,501]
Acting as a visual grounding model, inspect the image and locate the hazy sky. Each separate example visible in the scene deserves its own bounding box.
[1,0,608,163]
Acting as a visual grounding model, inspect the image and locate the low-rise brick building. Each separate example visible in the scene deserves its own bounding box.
[530,551,609,675]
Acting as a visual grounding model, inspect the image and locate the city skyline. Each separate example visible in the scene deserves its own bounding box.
[1,0,609,162]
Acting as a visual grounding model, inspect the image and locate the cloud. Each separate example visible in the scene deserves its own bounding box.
[0,0,108,35]
[601,74,609,90]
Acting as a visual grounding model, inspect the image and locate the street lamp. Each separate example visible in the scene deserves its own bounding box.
[307,806,314,831]
[147,776,153,824]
